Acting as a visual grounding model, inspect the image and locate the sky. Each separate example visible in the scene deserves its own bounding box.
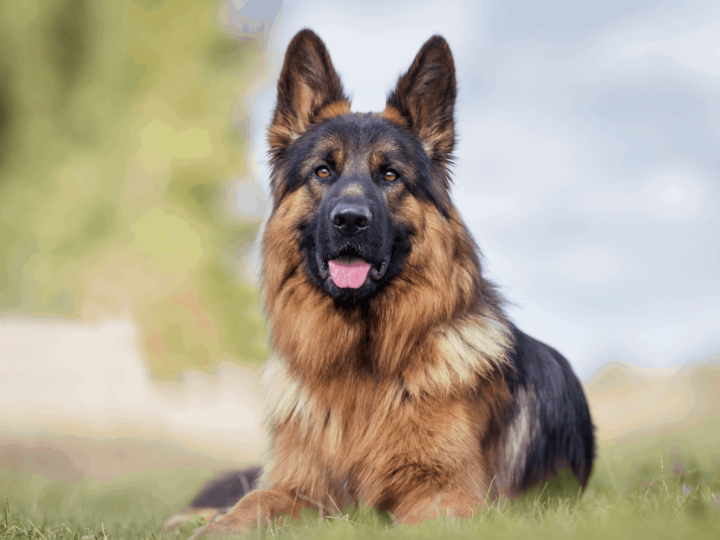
[229,0,720,379]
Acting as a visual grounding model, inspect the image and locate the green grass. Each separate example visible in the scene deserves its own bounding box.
[3,425,720,540]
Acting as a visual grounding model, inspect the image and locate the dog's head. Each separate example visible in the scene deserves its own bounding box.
[263,29,460,307]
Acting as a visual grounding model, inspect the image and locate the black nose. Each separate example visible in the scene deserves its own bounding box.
[331,203,372,235]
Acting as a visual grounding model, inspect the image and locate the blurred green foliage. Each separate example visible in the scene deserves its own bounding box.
[0,0,269,377]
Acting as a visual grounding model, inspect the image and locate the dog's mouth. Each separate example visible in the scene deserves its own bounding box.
[316,249,390,289]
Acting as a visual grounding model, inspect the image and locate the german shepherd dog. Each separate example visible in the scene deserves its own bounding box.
[192,29,594,536]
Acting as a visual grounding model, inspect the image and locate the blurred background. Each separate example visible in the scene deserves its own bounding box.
[1,0,719,511]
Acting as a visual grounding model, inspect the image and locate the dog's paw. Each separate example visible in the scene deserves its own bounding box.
[187,520,249,540]
[164,509,226,533]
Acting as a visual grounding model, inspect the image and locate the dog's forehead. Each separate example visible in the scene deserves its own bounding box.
[343,112,383,126]
[317,113,405,155]
[343,112,401,135]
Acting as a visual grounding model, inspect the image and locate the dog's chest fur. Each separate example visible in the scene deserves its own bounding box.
[258,320,513,509]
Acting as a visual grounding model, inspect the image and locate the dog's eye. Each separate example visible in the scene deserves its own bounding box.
[315,166,331,179]
[384,170,398,182]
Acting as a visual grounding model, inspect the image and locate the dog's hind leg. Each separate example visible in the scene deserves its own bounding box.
[188,489,311,539]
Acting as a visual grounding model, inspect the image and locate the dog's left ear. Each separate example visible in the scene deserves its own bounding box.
[386,36,456,179]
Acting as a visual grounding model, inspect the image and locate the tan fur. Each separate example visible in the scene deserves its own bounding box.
[382,104,410,127]
[317,100,352,120]
[195,489,310,537]
[340,183,364,197]
[256,354,511,518]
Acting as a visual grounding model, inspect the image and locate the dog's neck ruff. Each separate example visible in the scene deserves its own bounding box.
[260,312,512,434]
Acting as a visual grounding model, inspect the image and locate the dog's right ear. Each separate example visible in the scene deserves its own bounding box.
[268,29,349,155]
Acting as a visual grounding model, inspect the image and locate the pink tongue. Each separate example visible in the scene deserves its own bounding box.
[328,258,371,289]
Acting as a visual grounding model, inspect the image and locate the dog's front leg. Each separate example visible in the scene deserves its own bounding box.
[189,489,310,539]
[392,488,485,525]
